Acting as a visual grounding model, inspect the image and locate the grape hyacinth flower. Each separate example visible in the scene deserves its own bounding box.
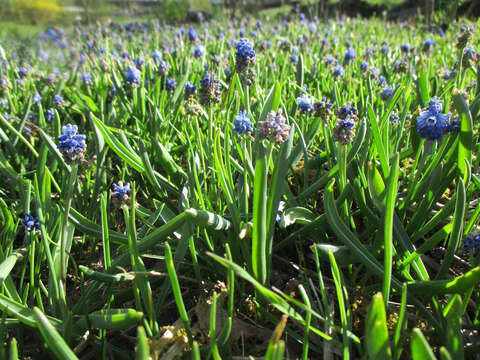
[258,109,290,144]
[46,108,55,122]
[112,181,131,206]
[276,201,286,222]
[390,113,400,124]
[338,103,358,120]
[166,77,176,91]
[124,66,142,86]
[463,233,480,255]
[297,94,313,113]
[342,47,356,66]
[188,26,198,42]
[416,96,449,141]
[380,86,394,101]
[193,44,205,58]
[333,65,344,78]
[57,123,87,163]
[360,61,368,73]
[333,117,356,144]
[423,39,434,52]
[157,60,169,76]
[152,49,162,63]
[134,57,144,69]
[446,118,460,133]
[314,97,333,121]
[199,71,222,106]
[400,42,411,54]
[82,72,92,85]
[33,92,42,105]
[235,38,256,73]
[234,110,253,135]
[53,94,64,107]
[22,212,40,233]
[457,24,474,49]
[184,82,197,99]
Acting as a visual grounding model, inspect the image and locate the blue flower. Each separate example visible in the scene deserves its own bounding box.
[360,61,368,72]
[184,81,197,98]
[22,212,40,232]
[234,110,253,135]
[338,118,355,130]
[188,26,197,42]
[157,60,169,76]
[290,54,298,63]
[276,201,286,222]
[423,39,434,51]
[166,77,176,91]
[46,108,55,122]
[193,44,205,58]
[82,72,92,85]
[446,119,460,133]
[381,41,389,54]
[53,94,64,107]
[57,123,87,162]
[297,94,313,113]
[343,48,356,66]
[338,103,358,119]
[33,92,42,105]
[17,66,28,78]
[463,234,480,254]
[152,49,162,63]
[390,113,400,124]
[112,181,131,204]
[124,66,142,86]
[380,86,394,101]
[235,38,256,72]
[333,65,344,77]
[134,57,145,69]
[0,98,8,109]
[401,42,411,53]
[416,96,449,140]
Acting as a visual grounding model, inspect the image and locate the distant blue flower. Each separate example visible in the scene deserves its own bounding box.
[343,48,356,65]
[338,103,357,119]
[380,86,394,101]
[53,94,64,107]
[17,66,28,78]
[3,112,10,122]
[390,113,400,124]
[152,49,162,63]
[463,234,480,254]
[112,181,131,204]
[33,92,42,105]
[157,60,169,76]
[360,61,368,72]
[437,27,445,37]
[381,41,389,55]
[0,98,8,109]
[124,66,141,86]
[416,96,449,140]
[290,54,298,63]
[333,65,344,77]
[297,94,313,113]
[423,39,434,51]
[401,42,411,53]
[166,77,176,91]
[184,81,197,98]
[325,55,336,65]
[57,123,87,162]
[134,57,145,68]
[22,212,40,232]
[121,50,130,60]
[338,118,355,130]
[46,108,55,122]
[378,75,387,87]
[82,72,92,85]
[193,44,205,58]
[234,110,253,135]
[188,26,197,42]
[109,85,117,97]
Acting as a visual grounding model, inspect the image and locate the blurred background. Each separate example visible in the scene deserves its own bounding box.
[0,0,478,37]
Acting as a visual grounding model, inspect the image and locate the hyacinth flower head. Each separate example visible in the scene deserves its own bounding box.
[297,94,313,114]
[124,66,142,86]
[400,42,411,54]
[457,24,474,49]
[33,92,42,105]
[57,123,87,163]
[463,233,480,255]
[53,94,64,107]
[258,109,290,144]
[333,65,343,78]
[314,97,333,121]
[342,47,356,66]
[423,39,434,52]
[134,57,144,69]
[199,71,221,106]
[234,110,253,136]
[152,49,162,63]
[157,60,169,76]
[184,81,197,99]
[235,38,256,73]
[22,212,40,233]
[82,72,92,85]
[333,117,356,144]
[46,108,55,122]
[193,44,205,58]
[112,181,131,206]
[166,77,176,91]
[416,96,449,141]
[188,26,198,42]
[380,86,394,101]
[360,61,368,72]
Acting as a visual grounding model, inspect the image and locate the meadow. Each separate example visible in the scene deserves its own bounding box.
[0,12,479,359]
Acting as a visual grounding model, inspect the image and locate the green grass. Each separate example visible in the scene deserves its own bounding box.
[0,11,480,360]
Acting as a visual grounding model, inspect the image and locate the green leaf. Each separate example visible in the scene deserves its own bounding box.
[365,293,392,360]
[452,92,473,181]
[411,328,436,360]
[0,255,17,286]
